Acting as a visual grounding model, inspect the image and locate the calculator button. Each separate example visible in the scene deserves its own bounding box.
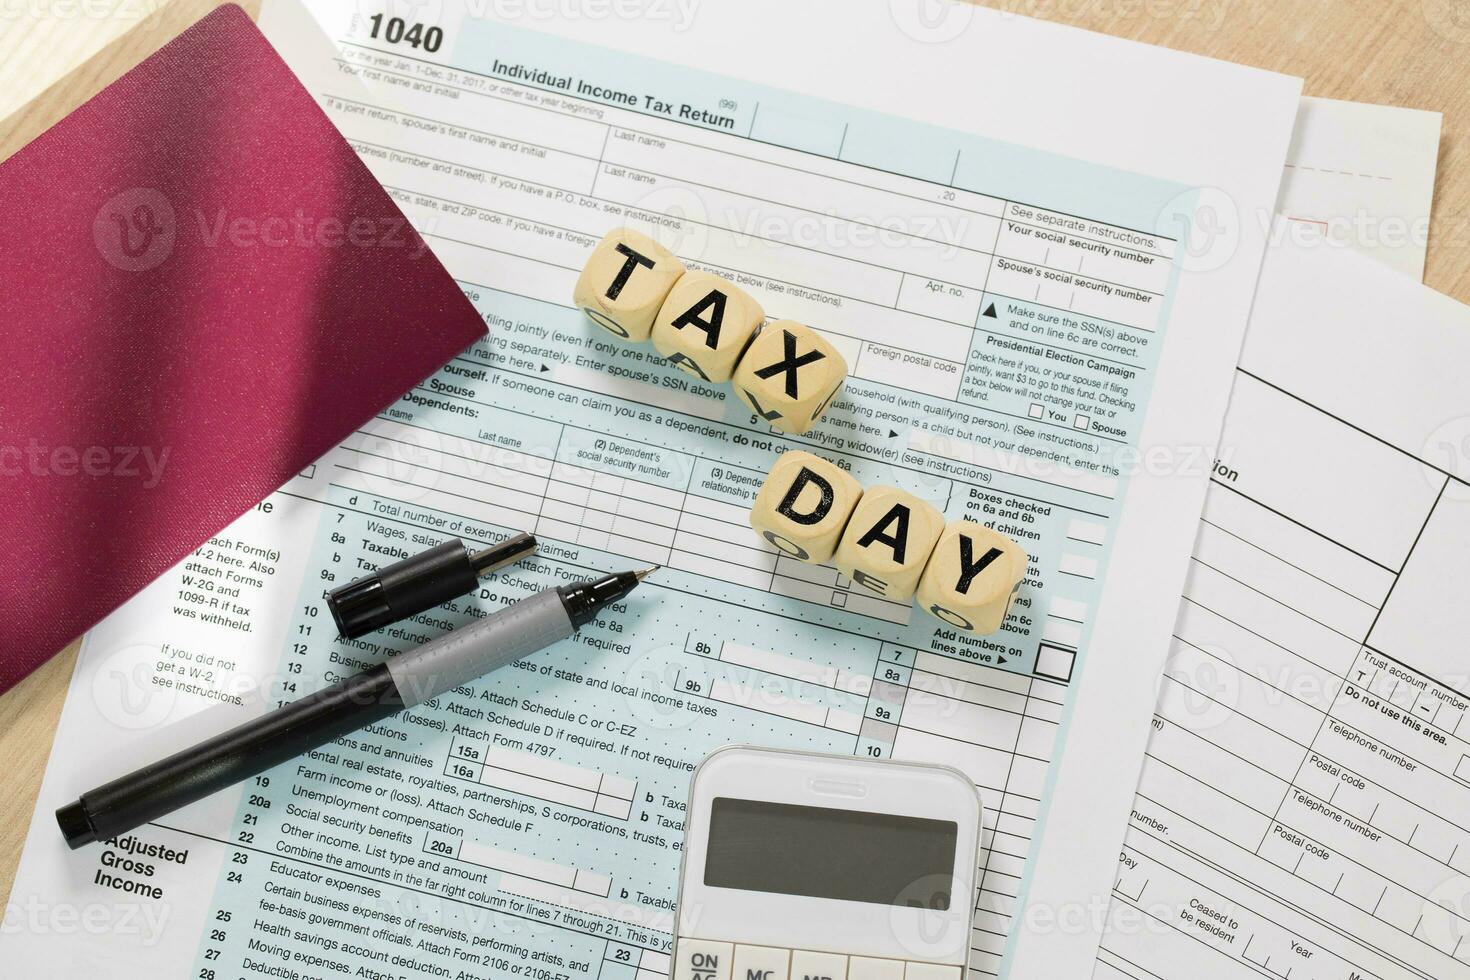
[847,957,903,980]
[674,939,734,980]
[733,944,790,980]
[902,964,960,980]
[789,950,846,980]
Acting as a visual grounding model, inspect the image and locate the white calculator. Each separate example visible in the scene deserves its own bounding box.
[673,746,982,980]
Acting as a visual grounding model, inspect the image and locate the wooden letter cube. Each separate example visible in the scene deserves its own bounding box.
[749,451,864,564]
[572,227,685,342]
[916,521,1027,634]
[731,320,846,434]
[833,486,945,601]
[651,271,764,383]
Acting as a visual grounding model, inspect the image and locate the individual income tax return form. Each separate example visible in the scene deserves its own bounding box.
[1,1,1300,977]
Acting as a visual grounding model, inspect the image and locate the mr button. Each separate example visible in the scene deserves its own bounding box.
[573,227,686,342]
[732,320,846,435]
[833,486,945,602]
[749,450,863,564]
[916,521,1028,634]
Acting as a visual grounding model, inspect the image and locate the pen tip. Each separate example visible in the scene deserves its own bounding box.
[634,565,660,582]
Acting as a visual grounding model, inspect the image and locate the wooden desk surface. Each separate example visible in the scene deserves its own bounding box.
[2,0,1467,905]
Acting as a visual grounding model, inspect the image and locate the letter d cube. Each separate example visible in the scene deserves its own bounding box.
[573,227,686,342]
[750,450,863,564]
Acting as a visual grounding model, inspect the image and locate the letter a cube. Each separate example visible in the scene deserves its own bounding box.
[651,270,765,383]
[833,486,945,601]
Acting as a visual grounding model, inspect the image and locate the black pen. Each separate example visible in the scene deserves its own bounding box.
[56,567,656,848]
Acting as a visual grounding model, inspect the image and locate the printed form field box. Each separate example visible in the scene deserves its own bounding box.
[909,428,1117,499]
[1066,519,1106,546]
[1035,643,1076,682]
[447,838,613,898]
[448,739,637,820]
[1059,553,1099,579]
[1048,596,1089,622]
[719,640,873,696]
[1043,618,1083,648]
[854,342,965,401]
[1017,715,1059,760]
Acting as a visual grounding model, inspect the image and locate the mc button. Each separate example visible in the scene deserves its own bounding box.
[733,944,791,980]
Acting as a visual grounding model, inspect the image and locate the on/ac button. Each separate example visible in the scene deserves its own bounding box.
[674,940,734,980]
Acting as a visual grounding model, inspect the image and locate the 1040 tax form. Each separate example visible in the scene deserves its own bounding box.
[1,1,1300,977]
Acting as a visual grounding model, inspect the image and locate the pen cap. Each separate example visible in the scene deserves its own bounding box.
[56,799,97,848]
[327,534,536,638]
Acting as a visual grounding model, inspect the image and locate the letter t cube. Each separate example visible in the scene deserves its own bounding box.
[573,227,686,342]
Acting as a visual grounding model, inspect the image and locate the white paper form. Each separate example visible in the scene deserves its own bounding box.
[1091,164,1470,978]
[1276,97,1441,279]
[0,2,1299,978]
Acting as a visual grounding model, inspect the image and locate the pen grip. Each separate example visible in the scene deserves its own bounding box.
[67,665,404,847]
[387,587,573,707]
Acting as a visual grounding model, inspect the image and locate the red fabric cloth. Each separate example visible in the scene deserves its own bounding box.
[0,4,487,691]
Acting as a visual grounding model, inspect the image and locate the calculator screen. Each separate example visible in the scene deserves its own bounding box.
[703,797,958,909]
